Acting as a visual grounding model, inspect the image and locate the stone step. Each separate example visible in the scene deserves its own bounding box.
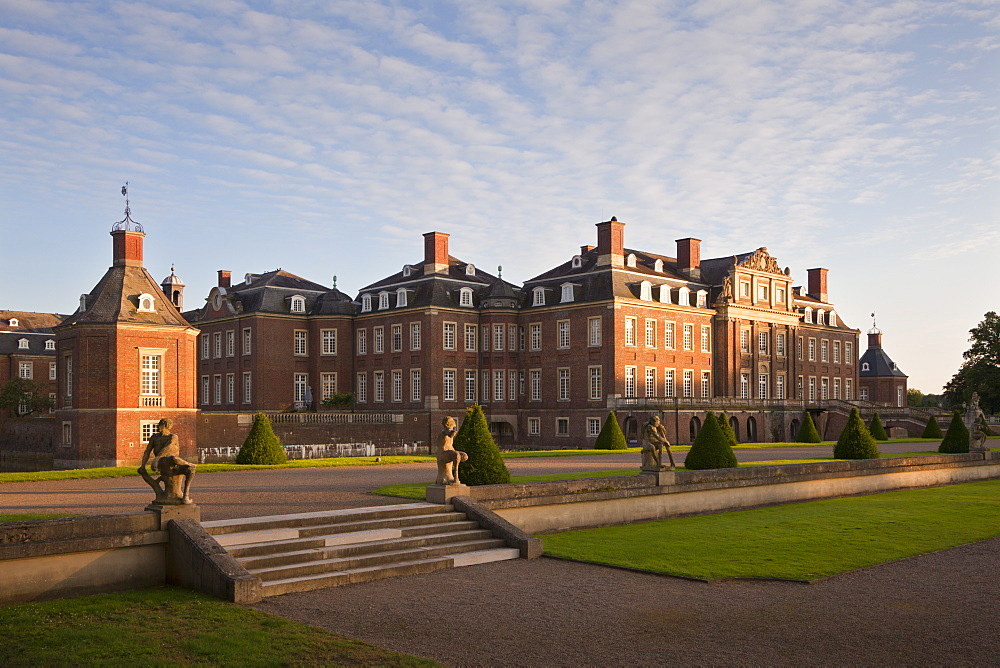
[227,521,482,559]
[247,538,508,581]
[202,502,447,536]
[259,548,521,597]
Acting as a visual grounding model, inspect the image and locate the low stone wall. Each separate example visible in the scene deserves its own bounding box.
[198,442,430,463]
[452,453,1000,534]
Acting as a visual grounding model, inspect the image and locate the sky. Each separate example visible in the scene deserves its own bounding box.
[1,0,997,394]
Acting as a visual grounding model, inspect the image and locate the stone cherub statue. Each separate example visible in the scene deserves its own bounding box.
[641,415,675,471]
[435,416,468,485]
[138,418,197,505]
[965,392,990,451]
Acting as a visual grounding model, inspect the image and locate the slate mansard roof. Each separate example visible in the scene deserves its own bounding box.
[860,344,908,378]
[0,310,66,356]
[357,256,523,311]
[187,269,356,322]
[59,265,191,328]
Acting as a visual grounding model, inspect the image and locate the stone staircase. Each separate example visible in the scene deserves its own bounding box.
[201,502,521,597]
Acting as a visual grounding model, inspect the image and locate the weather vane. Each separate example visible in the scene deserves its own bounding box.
[112,182,144,233]
[869,312,880,334]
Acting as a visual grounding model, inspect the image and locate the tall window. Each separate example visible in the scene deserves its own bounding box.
[532,287,545,306]
[321,372,337,400]
[494,324,505,351]
[558,321,570,349]
[495,370,506,402]
[530,324,541,351]
[140,355,160,396]
[776,374,785,399]
[226,330,235,357]
[701,326,710,352]
[465,370,477,402]
[357,329,367,355]
[201,334,210,360]
[758,374,767,399]
[528,417,540,435]
[558,368,570,401]
[481,371,490,401]
[294,374,308,403]
[19,362,32,379]
[624,367,636,398]
[356,373,367,403]
[701,371,711,398]
[443,369,456,401]
[845,379,853,400]
[809,377,816,401]
[49,361,57,380]
[740,373,749,399]
[808,338,816,361]
[589,317,602,346]
[321,329,337,355]
[294,330,307,356]
[243,372,252,403]
[392,325,402,352]
[833,341,841,363]
[797,337,803,360]
[845,342,853,363]
[561,284,574,302]
[624,318,636,346]
[214,375,222,405]
[410,323,421,351]
[645,368,656,397]
[443,323,456,350]
[243,328,252,355]
[509,325,518,352]
[589,366,602,400]
[64,355,73,399]
[374,371,384,402]
[833,377,841,399]
[373,326,384,354]
[459,288,473,307]
[588,418,602,437]
[378,292,389,310]
[758,332,768,354]
[683,370,693,398]
[776,333,786,356]
[391,370,402,402]
[214,332,222,358]
[465,324,477,351]
[664,369,675,397]
[821,377,829,400]
[202,376,209,405]
[410,369,421,402]
[226,373,235,404]
[509,370,517,400]
[740,329,750,353]
[530,370,541,401]
[664,322,675,349]
[821,340,829,362]
[683,324,694,351]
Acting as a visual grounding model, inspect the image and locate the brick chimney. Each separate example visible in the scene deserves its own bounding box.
[676,238,701,280]
[580,245,595,255]
[111,229,144,268]
[423,231,450,275]
[595,217,625,267]
[807,268,828,302]
[868,331,883,349]
[218,270,232,288]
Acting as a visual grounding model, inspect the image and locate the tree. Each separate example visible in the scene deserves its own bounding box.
[236,413,287,464]
[684,412,738,470]
[455,405,511,485]
[717,411,738,447]
[944,312,1000,414]
[869,412,888,441]
[0,378,54,418]
[796,411,821,443]
[921,416,944,439]
[834,407,880,459]
[938,410,970,453]
[594,411,627,450]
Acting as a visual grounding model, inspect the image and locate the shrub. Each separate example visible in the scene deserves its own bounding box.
[939,410,970,453]
[717,411,738,447]
[869,412,889,440]
[236,413,287,465]
[320,392,355,409]
[455,405,511,485]
[834,407,880,459]
[796,411,821,443]
[921,416,944,439]
[684,412,738,470]
[594,411,627,450]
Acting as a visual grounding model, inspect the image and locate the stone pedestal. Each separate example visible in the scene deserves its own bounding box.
[426,484,470,504]
[146,503,201,530]
[641,468,676,487]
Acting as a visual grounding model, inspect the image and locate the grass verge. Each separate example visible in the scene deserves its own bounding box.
[0,586,437,667]
[0,513,75,523]
[541,479,1000,581]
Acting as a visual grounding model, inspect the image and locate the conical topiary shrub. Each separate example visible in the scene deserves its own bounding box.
[834,407,880,459]
[921,416,944,439]
[236,412,287,465]
[594,411,627,450]
[717,411,738,448]
[796,411,821,443]
[869,412,889,440]
[684,411,738,470]
[455,405,511,485]
[939,410,970,453]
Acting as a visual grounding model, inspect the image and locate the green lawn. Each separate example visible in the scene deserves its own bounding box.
[0,587,437,667]
[542,479,1000,581]
[0,513,75,523]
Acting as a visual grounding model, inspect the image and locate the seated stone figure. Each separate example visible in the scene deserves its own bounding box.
[138,418,196,505]
[641,415,676,471]
[435,416,468,485]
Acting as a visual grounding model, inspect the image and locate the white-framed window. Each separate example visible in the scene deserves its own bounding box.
[140,354,161,396]
[696,290,708,308]
[821,377,829,400]
[588,317,602,346]
[845,379,853,400]
[290,295,306,313]
[242,328,252,355]
[356,373,368,403]
[645,367,656,397]
[701,371,711,398]
[8,318,18,328]
[829,312,837,327]
[223,330,234,357]
[410,322,421,351]
[797,337,803,360]
[588,417,602,437]
[374,371,385,402]
[443,369,456,402]
[683,370,693,398]
[243,372,252,403]
[519,326,525,351]
[464,324,477,352]
[803,307,813,324]
[817,309,825,326]
[391,370,402,402]
[495,370,505,402]
[62,421,72,447]
[532,287,545,306]
[226,373,235,404]
[214,374,222,405]
[214,332,222,358]
[809,377,816,401]
[396,288,407,308]
[701,326,711,353]
[201,376,210,405]
[465,370,477,402]
[860,387,869,401]
[392,324,402,352]
[321,329,337,355]
[294,373,308,403]
[49,361,57,380]
[511,370,519,397]
[572,255,583,269]
[833,341,841,363]
[530,370,541,401]
[834,377,841,400]
[624,366,636,398]
[758,374,767,400]
[45,339,55,350]
[17,338,28,350]
[683,324,694,351]
[357,329,367,355]
[589,366,602,401]
[378,292,389,310]
[361,294,372,312]
[798,376,804,399]
[137,293,156,312]
[664,322,675,349]
[654,259,664,272]
[862,361,870,371]
[558,320,570,349]
[821,339,829,362]
[481,371,490,402]
[757,283,769,301]
[776,286,786,303]
[481,325,489,351]
[528,417,540,435]
[459,288,473,307]
[140,420,158,445]
[845,342,853,363]
[758,331,768,354]
[626,253,637,267]
[776,333,786,356]
[740,373,749,399]
[558,368,570,401]
[740,329,750,353]
[321,372,337,400]
[519,369,525,396]
[639,281,652,301]
[664,369,675,397]
[561,283,575,303]
[556,417,570,436]
[808,338,816,361]
[678,287,690,306]
[530,323,541,351]
[645,319,656,347]
[659,285,671,304]
[443,322,456,350]
[294,330,307,356]
[624,317,636,346]
[776,374,785,400]
[494,324,505,351]
[373,326,384,354]
[19,361,32,379]
[410,369,421,403]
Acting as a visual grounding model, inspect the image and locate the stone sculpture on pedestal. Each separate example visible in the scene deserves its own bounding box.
[641,415,675,471]
[138,418,197,505]
[435,416,468,485]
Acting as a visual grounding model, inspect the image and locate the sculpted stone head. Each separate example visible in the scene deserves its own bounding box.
[158,418,173,430]
[442,416,457,430]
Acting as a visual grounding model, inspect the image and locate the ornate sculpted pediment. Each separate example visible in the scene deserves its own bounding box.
[739,247,782,274]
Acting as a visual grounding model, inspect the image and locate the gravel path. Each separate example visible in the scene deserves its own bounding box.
[257,537,1000,666]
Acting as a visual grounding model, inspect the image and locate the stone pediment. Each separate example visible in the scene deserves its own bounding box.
[739,247,783,274]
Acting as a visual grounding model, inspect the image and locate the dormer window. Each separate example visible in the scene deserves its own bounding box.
[639,281,652,301]
[828,311,837,327]
[654,259,663,272]
[571,255,582,269]
[678,287,690,306]
[459,287,474,307]
[816,309,825,325]
[465,264,476,276]
[659,285,671,303]
[360,294,372,312]
[378,292,389,310]
[532,287,546,307]
[696,290,708,308]
[803,307,813,324]
[626,253,637,268]
[18,338,28,349]
[137,293,156,313]
[402,265,412,277]
[862,362,870,371]
[561,283,575,303]
[290,295,306,313]
[244,273,254,284]
[45,339,55,350]
[396,288,408,308]
[8,318,18,328]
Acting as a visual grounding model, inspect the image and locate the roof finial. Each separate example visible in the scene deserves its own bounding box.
[112,182,144,233]
[332,275,337,289]
[869,312,881,334]
[497,265,503,279]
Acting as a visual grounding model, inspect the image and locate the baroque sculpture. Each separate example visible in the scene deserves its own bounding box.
[965,392,990,451]
[435,416,469,485]
[138,418,197,505]
[641,415,675,471]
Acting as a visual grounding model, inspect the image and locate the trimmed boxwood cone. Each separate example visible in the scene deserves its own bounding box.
[921,416,944,439]
[594,411,627,450]
[834,407,880,459]
[236,412,287,465]
[455,405,511,485]
[938,410,970,453]
[796,411,821,443]
[869,412,889,440]
[684,411,738,470]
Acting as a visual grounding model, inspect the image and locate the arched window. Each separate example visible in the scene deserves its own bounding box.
[626,253,637,268]
[862,362,870,371]
[396,288,407,308]
[8,318,18,327]
[290,295,306,313]
[17,338,28,349]
[678,287,690,306]
[828,311,837,327]
[137,293,156,313]
[561,284,575,303]
[402,265,412,277]
[803,307,813,323]
[45,339,55,350]
[571,255,582,269]
[378,292,389,310]
[532,287,545,306]
[459,287,474,307]
[659,285,671,303]
[465,264,476,276]
[360,294,372,312]
[696,290,708,308]
[639,281,652,301]
[816,309,825,325]
[654,259,663,272]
